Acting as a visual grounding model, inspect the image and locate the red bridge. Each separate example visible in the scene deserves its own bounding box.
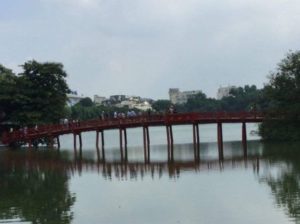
[2,112,263,160]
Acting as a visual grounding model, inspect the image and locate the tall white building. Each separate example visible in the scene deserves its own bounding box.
[217,86,236,99]
[94,95,106,105]
[169,88,201,104]
[67,94,85,106]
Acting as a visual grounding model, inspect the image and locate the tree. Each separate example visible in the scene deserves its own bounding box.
[176,92,221,112]
[0,65,18,122]
[152,100,171,112]
[19,61,70,124]
[0,61,71,127]
[221,85,263,112]
[260,51,300,140]
[77,97,94,107]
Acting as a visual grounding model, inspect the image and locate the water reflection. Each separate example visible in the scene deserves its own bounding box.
[1,141,300,223]
[258,142,300,223]
[0,150,75,224]
[0,142,262,179]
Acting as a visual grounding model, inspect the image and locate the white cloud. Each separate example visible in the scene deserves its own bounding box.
[1,0,300,98]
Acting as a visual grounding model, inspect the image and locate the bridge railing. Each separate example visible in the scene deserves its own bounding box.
[2,112,263,144]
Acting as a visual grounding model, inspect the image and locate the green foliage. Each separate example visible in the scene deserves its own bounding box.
[77,97,94,107]
[260,51,300,141]
[0,65,18,121]
[174,87,263,113]
[0,61,70,126]
[69,104,138,121]
[20,61,70,124]
[222,85,262,111]
[71,104,101,120]
[176,92,221,112]
[152,100,171,112]
[260,120,300,141]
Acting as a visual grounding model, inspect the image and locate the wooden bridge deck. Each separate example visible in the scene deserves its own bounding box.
[2,112,263,146]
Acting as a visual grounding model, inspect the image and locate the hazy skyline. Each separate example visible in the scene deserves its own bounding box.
[1,0,300,99]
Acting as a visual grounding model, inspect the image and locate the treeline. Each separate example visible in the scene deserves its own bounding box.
[259,51,300,141]
[66,97,141,121]
[153,51,300,141]
[1,50,300,141]
[153,85,268,113]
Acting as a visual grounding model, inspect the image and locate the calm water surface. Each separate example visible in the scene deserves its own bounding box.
[1,123,300,224]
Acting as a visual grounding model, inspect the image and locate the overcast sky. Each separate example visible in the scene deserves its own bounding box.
[1,0,300,99]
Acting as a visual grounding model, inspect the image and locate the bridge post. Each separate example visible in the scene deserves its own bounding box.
[195,124,200,161]
[73,133,77,150]
[166,125,170,160]
[217,122,224,160]
[96,131,99,149]
[169,125,174,162]
[143,126,147,162]
[101,131,105,148]
[143,126,150,163]
[79,144,83,158]
[119,128,124,160]
[101,131,105,161]
[146,126,150,161]
[124,128,128,161]
[79,133,82,149]
[242,122,247,157]
[193,124,196,152]
[96,130,101,161]
[57,136,60,149]
[193,124,200,161]
[124,128,127,147]
[73,133,78,159]
[73,133,82,153]
[96,130,104,149]
[96,142,101,162]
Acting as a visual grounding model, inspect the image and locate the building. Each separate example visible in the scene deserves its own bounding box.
[134,101,152,111]
[109,95,126,104]
[169,88,201,104]
[94,95,106,105]
[115,98,153,111]
[67,93,85,106]
[217,86,236,100]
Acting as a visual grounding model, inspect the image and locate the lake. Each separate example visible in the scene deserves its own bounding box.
[1,123,300,224]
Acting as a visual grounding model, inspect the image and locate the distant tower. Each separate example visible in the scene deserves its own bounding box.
[217,86,236,99]
[169,88,180,104]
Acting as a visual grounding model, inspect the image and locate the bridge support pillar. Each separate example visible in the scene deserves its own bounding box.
[119,128,127,161]
[143,126,150,163]
[73,133,82,151]
[96,130,101,148]
[96,130,105,162]
[124,128,128,161]
[166,125,174,162]
[101,131,105,148]
[217,123,224,160]
[101,131,105,161]
[242,122,247,157]
[57,136,60,149]
[193,124,200,161]
[96,131,99,148]
[79,133,82,149]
